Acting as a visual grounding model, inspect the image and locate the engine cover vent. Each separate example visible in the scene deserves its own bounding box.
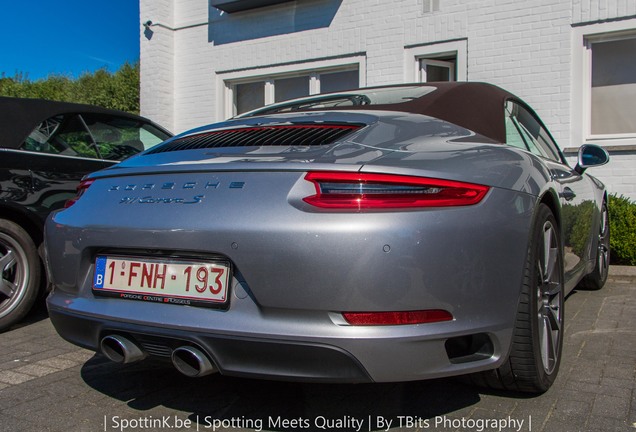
[146,124,363,154]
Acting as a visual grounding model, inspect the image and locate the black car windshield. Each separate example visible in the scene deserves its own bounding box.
[237,86,436,117]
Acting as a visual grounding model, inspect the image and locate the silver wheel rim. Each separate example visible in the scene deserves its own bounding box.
[536,220,562,374]
[0,233,29,319]
[597,206,609,280]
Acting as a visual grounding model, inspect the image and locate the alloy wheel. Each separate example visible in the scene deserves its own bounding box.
[536,220,563,374]
[0,232,29,319]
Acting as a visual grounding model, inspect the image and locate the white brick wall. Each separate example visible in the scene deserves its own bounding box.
[573,0,636,23]
[140,0,175,131]
[140,0,636,200]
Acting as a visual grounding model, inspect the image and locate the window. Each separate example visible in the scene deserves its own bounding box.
[274,76,310,103]
[320,70,359,93]
[22,114,170,161]
[505,101,562,162]
[235,81,265,115]
[589,37,636,136]
[404,39,467,83]
[419,57,456,82]
[228,67,360,116]
[572,22,636,147]
[23,114,98,158]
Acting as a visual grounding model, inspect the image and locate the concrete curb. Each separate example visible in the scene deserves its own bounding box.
[609,265,636,277]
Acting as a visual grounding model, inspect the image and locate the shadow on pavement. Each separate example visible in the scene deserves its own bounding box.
[80,354,531,431]
[6,296,49,332]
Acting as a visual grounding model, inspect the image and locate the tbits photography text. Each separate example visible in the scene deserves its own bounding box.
[105,414,532,432]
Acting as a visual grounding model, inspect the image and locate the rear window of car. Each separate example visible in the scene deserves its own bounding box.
[238,86,437,117]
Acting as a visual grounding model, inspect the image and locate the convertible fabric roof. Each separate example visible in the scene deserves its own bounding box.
[377,82,515,144]
[244,82,522,144]
[335,82,517,144]
[0,97,151,149]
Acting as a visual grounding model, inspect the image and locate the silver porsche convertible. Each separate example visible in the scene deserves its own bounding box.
[45,83,609,393]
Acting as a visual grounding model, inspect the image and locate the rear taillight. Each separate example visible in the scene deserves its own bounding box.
[64,178,95,208]
[303,172,489,210]
[342,310,453,326]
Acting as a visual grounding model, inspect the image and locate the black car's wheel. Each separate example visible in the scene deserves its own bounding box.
[473,204,564,393]
[578,201,609,290]
[0,219,41,332]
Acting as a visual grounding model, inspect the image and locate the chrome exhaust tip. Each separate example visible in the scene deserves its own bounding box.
[171,346,217,377]
[100,335,147,364]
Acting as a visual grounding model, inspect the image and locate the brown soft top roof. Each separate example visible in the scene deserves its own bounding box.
[244,82,523,144]
[363,82,516,143]
[0,97,161,149]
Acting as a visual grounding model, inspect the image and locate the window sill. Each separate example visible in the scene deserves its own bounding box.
[562,143,636,154]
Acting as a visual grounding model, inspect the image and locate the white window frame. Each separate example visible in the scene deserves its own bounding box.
[219,56,366,118]
[404,39,467,83]
[571,18,636,148]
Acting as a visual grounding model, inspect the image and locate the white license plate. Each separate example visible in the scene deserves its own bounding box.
[93,255,230,307]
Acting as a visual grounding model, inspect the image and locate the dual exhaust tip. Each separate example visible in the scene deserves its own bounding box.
[100,335,217,377]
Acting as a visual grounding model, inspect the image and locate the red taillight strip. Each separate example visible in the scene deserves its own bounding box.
[342,310,453,326]
[64,178,95,208]
[303,172,489,210]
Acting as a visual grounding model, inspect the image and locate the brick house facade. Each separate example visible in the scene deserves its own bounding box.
[140,0,636,199]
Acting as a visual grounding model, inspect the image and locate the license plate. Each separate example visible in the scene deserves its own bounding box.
[93,255,230,307]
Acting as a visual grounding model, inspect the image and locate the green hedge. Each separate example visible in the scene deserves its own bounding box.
[608,193,636,266]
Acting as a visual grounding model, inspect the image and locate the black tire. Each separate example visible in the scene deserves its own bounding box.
[578,201,609,290]
[0,219,41,332]
[472,204,564,393]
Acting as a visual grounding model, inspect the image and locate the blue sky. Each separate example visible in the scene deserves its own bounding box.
[0,0,140,81]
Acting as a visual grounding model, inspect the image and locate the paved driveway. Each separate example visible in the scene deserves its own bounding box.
[1,269,635,432]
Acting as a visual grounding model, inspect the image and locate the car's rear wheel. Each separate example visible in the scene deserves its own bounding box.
[0,219,41,332]
[578,201,609,290]
[472,204,564,393]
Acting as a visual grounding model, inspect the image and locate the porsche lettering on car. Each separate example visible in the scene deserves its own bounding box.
[45,83,610,393]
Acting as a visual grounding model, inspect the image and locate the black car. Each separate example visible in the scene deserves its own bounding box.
[0,97,171,330]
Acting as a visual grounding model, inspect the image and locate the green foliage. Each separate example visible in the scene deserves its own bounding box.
[608,193,636,266]
[0,62,139,114]
[562,200,596,259]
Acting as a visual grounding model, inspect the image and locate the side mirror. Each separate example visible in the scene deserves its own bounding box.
[574,144,609,174]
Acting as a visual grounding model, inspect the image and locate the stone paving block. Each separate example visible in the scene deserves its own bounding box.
[593,318,619,330]
[567,380,632,399]
[0,350,33,365]
[0,359,27,371]
[565,361,604,384]
[602,361,636,381]
[14,368,71,388]
[25,401,104,432]
[542,419,589,432]
[565,320,598,337]
[591,393,629,420]
[15,362,60,378]
[0,369,34,385]
[0,413,35,432]
[19,347,74,364]
[37,355,82,370]
[600,376,635,391]
[14,340,57,355]
[585,415,631,431]
[58,348,95,363]
[627,395,636,432]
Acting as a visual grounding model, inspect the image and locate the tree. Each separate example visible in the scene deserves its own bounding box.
[0,62,140,114]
